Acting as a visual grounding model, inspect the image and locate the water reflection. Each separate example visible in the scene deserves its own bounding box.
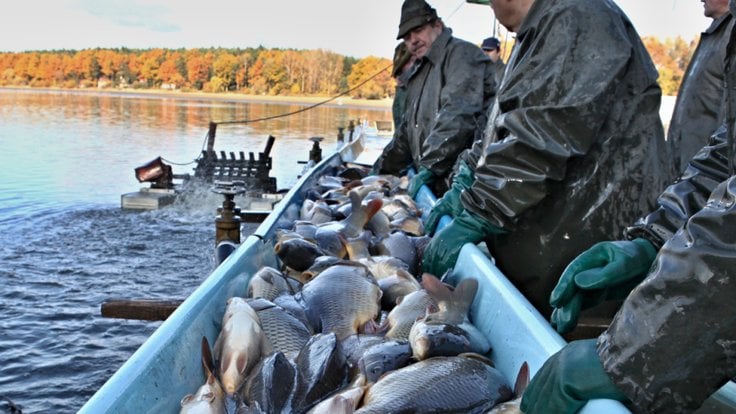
[0,88,390,413]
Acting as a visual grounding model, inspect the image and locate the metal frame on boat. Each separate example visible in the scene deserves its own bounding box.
[81,125,736,413]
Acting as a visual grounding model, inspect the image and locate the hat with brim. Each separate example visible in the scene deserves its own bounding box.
[481,37,501,51]
[397,0,438,39]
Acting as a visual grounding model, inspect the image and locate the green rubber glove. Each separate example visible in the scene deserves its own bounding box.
[549,238,657,334]
[422,210,503,277]
[408,167,434,198]
[425,161,475,235]
[520,339,628,414]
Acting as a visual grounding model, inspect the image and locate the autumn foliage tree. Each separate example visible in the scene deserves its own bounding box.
[347,56,393,99]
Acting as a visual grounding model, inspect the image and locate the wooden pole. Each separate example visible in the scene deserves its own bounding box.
[101,299,183,321]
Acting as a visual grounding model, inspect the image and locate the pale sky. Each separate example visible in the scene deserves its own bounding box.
[0,0,711,58]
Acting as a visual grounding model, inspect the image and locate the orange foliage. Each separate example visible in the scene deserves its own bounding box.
[12,37,697,99]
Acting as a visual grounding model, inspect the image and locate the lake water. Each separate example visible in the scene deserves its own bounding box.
[0,88,391,413]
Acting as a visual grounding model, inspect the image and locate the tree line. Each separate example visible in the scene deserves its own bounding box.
[0,35,696,99]
[0,47,394,99]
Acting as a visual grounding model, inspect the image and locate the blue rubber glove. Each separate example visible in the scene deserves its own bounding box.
[520,339,628,414]
[549,238,657,334]
[422,210,503,277]
[408,167,434,198]
[425,161,475,235]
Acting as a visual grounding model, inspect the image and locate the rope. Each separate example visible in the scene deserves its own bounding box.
[446,0,466,21]
[215,63,392,125]
[161,63,392,166]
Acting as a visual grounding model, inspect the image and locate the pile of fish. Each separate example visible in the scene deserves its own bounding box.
[180,166,518,414]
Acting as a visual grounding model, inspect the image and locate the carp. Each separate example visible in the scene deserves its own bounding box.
[296,263,381,340]
[410,274,491,359]
[180,337,225,414]
[356,353,512,413]
[247,266,301,301]
[383,289,437,341]
[214,297,270,396]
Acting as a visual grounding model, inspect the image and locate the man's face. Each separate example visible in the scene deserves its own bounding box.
[703,0,730,19]
[403,21,442,58]
[489,0,531,33]
[490,0,518,32]
[484,49,501,62]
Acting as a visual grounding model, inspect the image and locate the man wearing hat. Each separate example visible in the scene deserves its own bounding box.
[481,36,505,85]
[372,0,496,198]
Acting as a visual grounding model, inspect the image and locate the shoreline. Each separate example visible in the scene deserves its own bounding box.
[0,86,393,110]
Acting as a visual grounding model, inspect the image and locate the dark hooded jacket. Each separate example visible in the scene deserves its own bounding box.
[596,21,736,411]
[667,12,734,174]
[373,27,496,195]
[598,141,736,413]
[458,0,676,316]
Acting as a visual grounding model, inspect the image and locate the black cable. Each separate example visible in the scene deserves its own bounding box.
[161,63,392,166]
[216,63,392,125]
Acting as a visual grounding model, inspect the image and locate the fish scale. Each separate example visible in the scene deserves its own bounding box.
[356,355,512,413]
[254,304,311,355]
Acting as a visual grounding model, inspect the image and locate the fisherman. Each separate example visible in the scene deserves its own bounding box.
[522,4,736,408]
[480,36,505,85]
[390,41,415,135]
[524,126,736,414]
[421,0,675,319]
[522,165,736,414]
[667,0,733,173]
[372,0,496,198]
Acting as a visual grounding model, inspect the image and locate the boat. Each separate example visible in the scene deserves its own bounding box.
[81,123,736,413]
[362,119,394,137]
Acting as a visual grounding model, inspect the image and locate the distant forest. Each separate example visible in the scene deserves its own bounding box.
[0,35,696,98]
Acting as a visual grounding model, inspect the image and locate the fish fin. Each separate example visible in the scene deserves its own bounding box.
[201,336,216,378]
[359,318,382,335]
[364,197,384,222]
[273,240,283,255]
[301,270,317,283]
[349,190,362,213]
[458,352,494,366]
[395,295,405,306]
[180,394,195,406]
[329,395,357,414]
[374,318,391,334]
[514,361,530,397]
[420,273,454,305]
[213,332,224,360]
[352,373,368,387]
[395,268,415,281]
[236,353,248,375]
[454,278,479,312]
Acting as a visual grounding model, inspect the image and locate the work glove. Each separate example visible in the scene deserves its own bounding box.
[422,210,504,277]
[425,160,475,235]
[520,339,628,414]
[408,167,434,198]
[549,238,657,334]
